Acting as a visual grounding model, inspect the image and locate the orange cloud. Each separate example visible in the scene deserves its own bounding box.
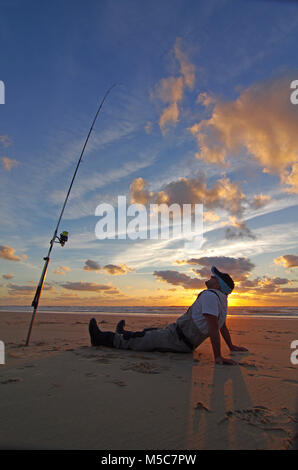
[250,194,271,209]
[130,177,154,205]
[189,75,298,192]
[53,265,71,275]
[197,92,215,107]
[203,210,220,222]
[102,264,135,275]
[129,174,258,239]
[156,76,184,104]
[152,39,195,133]
[174,38,195,89]
[159,101,180,130]
[274,254,298,269]
[0,135,12,147]
[83,259,134,275]
[2,273,14,279]
[145,121,153,134]
[2,157,19,171]
[130,175,245,217]
[0,245,21,261]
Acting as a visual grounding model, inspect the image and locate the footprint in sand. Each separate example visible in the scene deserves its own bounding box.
[121,361,165,374]
[108,379,127,387]
[219,405,294,438]
[239,361,259,370]
[9,351,26,359]
[130,354,158,361]
[282,378,298,385]
[85,372,97,378]
[194,402,211,412]
[1,377,23,384]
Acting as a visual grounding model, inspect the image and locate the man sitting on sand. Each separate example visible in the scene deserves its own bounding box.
[88,266,248,365]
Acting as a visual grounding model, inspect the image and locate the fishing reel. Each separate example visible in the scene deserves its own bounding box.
[55,231,69,247]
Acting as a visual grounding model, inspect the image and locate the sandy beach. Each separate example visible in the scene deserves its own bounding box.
[0,311,297,450]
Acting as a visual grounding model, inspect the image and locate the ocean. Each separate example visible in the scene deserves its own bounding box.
[0,305,297,318]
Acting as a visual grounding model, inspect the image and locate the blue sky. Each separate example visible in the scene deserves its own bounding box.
[1,0,298,306]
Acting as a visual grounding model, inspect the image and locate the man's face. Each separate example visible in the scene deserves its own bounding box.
[205,275,221,290]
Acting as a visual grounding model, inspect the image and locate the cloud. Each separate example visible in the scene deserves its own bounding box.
[224,218,256,240]
[156,76,184,104]
[83,259,134,275]
[129,177,154,205]
[130,174,246,217]
[83,259,101,271]
[274,254,298,269]
[152,39,195,133]
[7,283,54,295]
[2,273,14,279]
[153,270,205,290]
[189,75,298,192]
[145,122,153,134]
[174,38,195,89]
[278,287,298,293]
[237,276,295,294]
[102,264,135,275]
[0,135,12,147]
[250,194,271,210]
[52,265,71,275]
[0,245,21,261]
[203,211,220,222]
[175,256,255,281]
[159,101,180,130]
[282,163,298,193]
[129,174,259,239]
[2,157,19,171]
[197,92,215,107]
[60,281,120,294]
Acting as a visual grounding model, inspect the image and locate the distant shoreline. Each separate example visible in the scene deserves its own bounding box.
[0,308,297,319]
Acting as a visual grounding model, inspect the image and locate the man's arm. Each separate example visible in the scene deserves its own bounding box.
[204,314,237,365]
[220,322,233,349]
[220,322,249,352]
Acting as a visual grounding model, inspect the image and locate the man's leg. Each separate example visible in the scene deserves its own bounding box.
[113,323,192,353]
[116,319,158,337]
[89,318,191,353]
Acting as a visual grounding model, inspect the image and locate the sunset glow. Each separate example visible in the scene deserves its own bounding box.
[1,0,298,309]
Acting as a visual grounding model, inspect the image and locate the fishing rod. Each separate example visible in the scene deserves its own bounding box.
[25,84,117,346]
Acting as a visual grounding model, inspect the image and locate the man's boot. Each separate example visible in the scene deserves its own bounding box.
[89,318,115,347]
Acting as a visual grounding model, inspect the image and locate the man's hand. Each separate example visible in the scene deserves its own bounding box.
[215,356,238,365]
[230,345,248,352]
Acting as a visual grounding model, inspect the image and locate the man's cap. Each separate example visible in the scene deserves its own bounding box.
[211,266,234,294]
